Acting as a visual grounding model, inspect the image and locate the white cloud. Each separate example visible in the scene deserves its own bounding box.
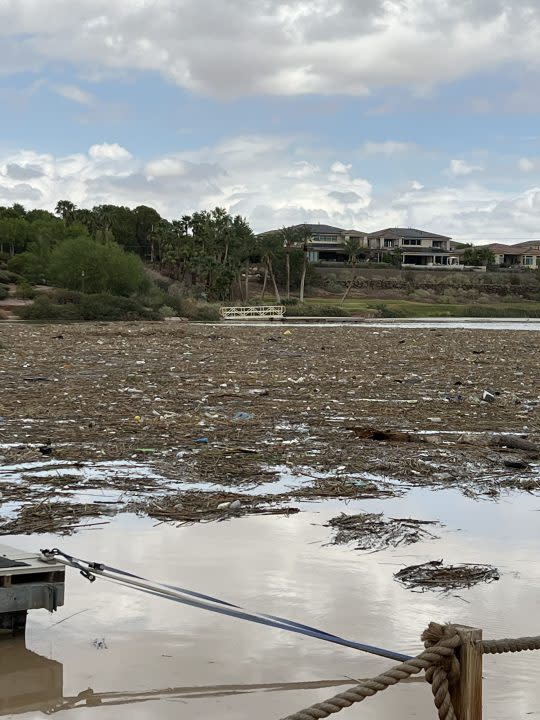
[145,157,187,178]
[363,141,417,155]
[88,143,132,161]
[2,136,540,242]
[1,1,540,97]
[330,162,351,174]
[52,83,95,106]
[285,161,320,179]
[447,159,483,176]
[519,157,536,172]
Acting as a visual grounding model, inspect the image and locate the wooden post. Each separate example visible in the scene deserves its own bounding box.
[450,625,483,720]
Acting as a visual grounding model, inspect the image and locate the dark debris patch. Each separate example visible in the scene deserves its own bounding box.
[325,512,440,552]
[0,502,116,536]
[394,560,500,592]
[292,477,401,500]
[131,490,300,526]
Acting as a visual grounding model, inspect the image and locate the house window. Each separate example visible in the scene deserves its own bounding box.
[432,240,444,248]
[384,239,394,248]
[524,256,535,266]
[402,239,422,246]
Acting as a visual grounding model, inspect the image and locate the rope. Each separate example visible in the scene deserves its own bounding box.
[281,624,460,720]
[284,627,540,720]
[481,636,540,654]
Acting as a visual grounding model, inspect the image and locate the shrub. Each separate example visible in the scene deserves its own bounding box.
[323,278,344,294]
[410,289,435,301]
[15,292,159,322]
[462,305,540,318]
[281,297,299,306]
[14,282,36,299]
[77,294,158,321]
[7,252,45,283]
[283,303,350,317]
[49,289,83,305]
[176,298,220,321]
[0,269,17,284]
[15,295,80,321]
[0,284,8,300]
[159,305,177,318]
[368,302,408,318]
[139,287,170,311]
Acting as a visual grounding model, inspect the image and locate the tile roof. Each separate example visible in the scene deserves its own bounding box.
[367,227,451,240]
[295,223,345,234]
[486,243,520,254]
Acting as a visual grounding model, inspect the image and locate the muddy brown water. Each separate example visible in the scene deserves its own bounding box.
[2,487,539,719]
[1,322,540,718]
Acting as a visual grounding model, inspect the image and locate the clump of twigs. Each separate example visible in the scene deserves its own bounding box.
[394,560,500,592]
[325,512,440,551]
[131,490,299,526]
[0,502,116,536]
[293,478,400,500]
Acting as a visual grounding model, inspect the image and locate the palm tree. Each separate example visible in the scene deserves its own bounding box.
[55,200,76,226]
[74,208,98,237]
[340,236,361,306]
[280,226,297,299]
[258,233,281,303]
[297,224,312,304]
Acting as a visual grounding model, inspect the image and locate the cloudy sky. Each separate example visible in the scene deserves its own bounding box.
[2,0,540,240]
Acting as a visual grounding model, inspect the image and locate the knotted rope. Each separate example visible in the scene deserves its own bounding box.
[283,625,540,720]
[422,623,461,720]
[281,624,460,720]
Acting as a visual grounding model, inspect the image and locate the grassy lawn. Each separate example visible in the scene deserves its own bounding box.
[303,297,540,318]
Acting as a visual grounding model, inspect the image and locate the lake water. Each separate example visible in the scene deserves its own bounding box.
[2,485,539,719]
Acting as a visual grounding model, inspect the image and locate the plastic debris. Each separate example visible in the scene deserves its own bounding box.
[234,412,253,420]
[194,437,209,444]
[482,390,496,403]
[217,499,242,510]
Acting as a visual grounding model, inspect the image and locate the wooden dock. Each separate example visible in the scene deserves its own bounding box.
[0,544,65,634]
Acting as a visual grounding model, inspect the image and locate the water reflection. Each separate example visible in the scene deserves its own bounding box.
[0,639,62,715]
[0,638,422,715]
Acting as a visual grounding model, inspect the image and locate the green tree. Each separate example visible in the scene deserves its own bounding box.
[133,205,162,260]
[7,252,46,283]
[0,217,29,255]
[102,242,149,296]
[463,246,495,266]
[48,237,147,295]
